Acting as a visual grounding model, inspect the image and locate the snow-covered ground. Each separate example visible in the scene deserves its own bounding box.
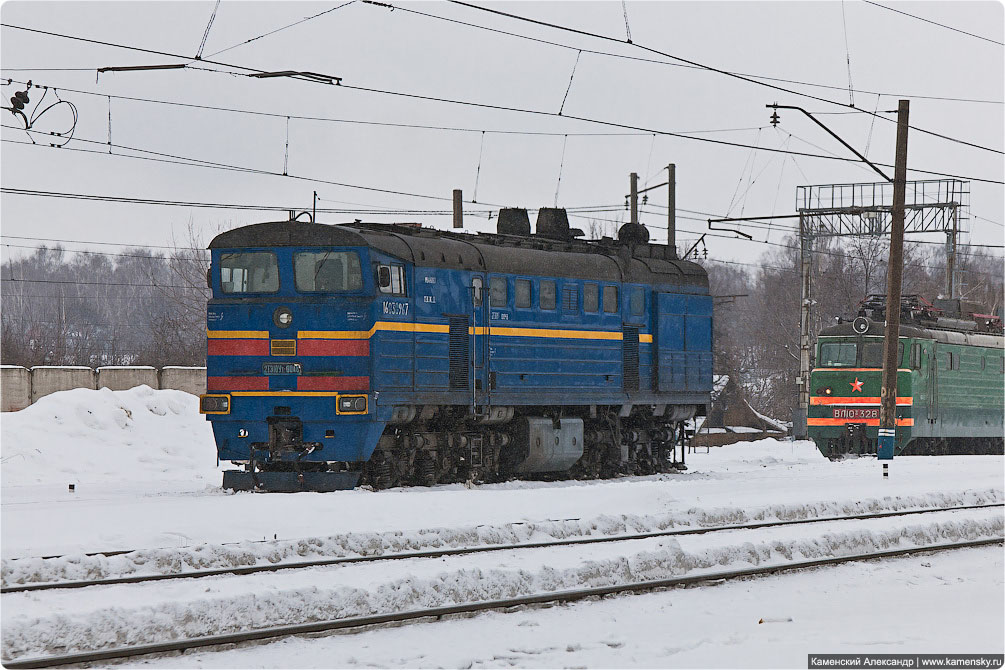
[138,546,1005,669]
[1,388,1002,666]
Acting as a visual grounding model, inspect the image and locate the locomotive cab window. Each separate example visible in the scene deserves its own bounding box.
[220,252,279,294]
[819,341,856,367]
[376,263,406,296]
[294,251,362,292]
[515,279,532,309]
[603,286,619,313]
[584,283,599,313]
[540,280,556,310]
[861,340,904,367]
[490,276,507,307]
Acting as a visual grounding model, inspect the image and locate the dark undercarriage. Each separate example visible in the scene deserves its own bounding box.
[225,403,699,492]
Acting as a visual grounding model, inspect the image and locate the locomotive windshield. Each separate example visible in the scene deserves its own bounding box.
[818,338,904,367]
[220,252,279,293]
[819,341,857,367]
[294,251,363,292]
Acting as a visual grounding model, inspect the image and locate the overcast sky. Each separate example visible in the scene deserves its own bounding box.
[1,1,1002,265]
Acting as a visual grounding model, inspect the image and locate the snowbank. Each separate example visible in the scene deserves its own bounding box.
[4,487,999,586]
[2,514,1001,660]
[0,386,218,486]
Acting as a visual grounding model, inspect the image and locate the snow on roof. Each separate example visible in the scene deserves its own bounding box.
[744,400,789,433]
[96,366,157,370]
[29,366,94,370]
[160,366,207,371]
[0,365,28,370]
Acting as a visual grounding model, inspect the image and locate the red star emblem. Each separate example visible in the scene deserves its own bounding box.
[850,377,864,392]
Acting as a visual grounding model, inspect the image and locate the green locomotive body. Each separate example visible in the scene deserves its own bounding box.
[808,296,1004,458]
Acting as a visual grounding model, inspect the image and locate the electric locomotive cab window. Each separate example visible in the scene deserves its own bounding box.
[584,283,599,313]
[294,251,362,292]
[220,252,279,294]
[515,279,532,308]
[819,341,856,367]
[490,276,507,307]
[861,340,904,367]
[603,286,619,313]
[630,287,645,316]
[377,264,407,296]
[540,280,557,310]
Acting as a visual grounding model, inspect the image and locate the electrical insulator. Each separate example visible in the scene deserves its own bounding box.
[770,110,780,127]
[641,194,648,205]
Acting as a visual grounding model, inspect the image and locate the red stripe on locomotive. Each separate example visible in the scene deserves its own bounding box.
[207,339,270,356]
[207,376,270,390]
[296,376,370,391]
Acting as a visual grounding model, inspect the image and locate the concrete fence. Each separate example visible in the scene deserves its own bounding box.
[0,365,207,411]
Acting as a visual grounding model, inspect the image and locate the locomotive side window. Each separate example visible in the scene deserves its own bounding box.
[603,286,619,313]
[911,343,923,370]
[540,280,557,310]
[584,284,599,313]
[819,341,856,367]
[220,252,279,294]
[630,287,644,316]
[490,276,507,307]
[294,251,362,292]
[376,263,406,296]
[515,279,531,308]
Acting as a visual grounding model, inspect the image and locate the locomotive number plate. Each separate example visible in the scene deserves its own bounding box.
[832,406,879,420]
[262,362,302,375]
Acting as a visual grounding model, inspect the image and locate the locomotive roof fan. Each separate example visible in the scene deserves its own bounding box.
[852,316,870,334]
[617,221,650,245]
[535,207,571,240]
[497,208,531,236]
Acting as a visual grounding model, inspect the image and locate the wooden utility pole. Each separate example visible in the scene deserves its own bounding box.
[452,189,463,229]
[667,164,677,256]
[877,99,910,465]
[629,172,639,226]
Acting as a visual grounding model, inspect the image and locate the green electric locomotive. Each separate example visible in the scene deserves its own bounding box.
[808,295,1004,457]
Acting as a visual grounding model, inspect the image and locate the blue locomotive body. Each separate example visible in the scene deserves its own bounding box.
[201,213,712,490]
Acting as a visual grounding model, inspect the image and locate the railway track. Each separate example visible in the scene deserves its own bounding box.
[4,537,1001,669]
[4,502,1001,593]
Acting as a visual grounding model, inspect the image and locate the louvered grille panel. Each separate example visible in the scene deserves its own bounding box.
[562,286,578,312]
[270,339,296,356]
[622,327,639,392]
[448,317,470,390]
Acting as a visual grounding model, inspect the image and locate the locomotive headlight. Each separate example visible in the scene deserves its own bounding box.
[337,395,367,414]
[200,394,230,414]
[273,306,293,328]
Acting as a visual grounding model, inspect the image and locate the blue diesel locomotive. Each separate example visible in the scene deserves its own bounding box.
[200,208,713,491]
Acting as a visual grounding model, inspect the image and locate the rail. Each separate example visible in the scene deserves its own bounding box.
[4,502,1001,594]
